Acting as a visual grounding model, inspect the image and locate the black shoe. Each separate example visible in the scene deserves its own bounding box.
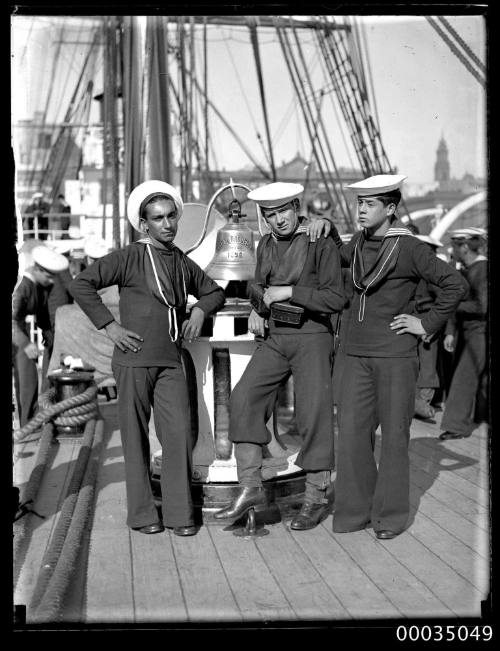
[439,431,470,440]
[290,501,330,531]
[173,525,197,537]
[133,522,164,534]
[375,529,399,540]
[213,486,267,521]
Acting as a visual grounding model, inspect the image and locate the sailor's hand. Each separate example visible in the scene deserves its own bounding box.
[248,309,265,337]
[182,306,205,343]
[105,320,143,352]
[443,334,455,353]
[390,314,427,336]
[24,343,40,359]
[263,286,293,307]
[306,218,331,242]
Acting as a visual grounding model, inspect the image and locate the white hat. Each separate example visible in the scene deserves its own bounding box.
[32,245,69,273]
[127,180,184,232]
[450,227,487,240]
[247,182,304,209]
[84,236,109,259]
[32,192,43,200]
[416,234,443,248]
[340,233,353,243]
[345,174,407,196]
[45,239,73,255]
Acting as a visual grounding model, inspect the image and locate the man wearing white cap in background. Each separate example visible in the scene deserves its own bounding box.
[70,181,225,537]
[12,245,69,426]
[214,182,345,530]
[439,228,488,440]
[312,174,467,539]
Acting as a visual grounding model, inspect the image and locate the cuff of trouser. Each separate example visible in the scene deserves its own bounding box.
[305,470,331,489]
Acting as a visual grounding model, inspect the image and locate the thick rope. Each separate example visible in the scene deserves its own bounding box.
[13,424,56,589]
[14,384,98,442]
[28,418,97,615]
[32,419,105,623]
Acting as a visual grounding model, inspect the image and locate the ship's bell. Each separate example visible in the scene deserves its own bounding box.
[205,199,256,281]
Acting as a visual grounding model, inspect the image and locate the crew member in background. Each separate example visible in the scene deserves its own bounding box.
[439,228,488,440]
[412,234,446,420]
[309,174,467,539]
[215,182,345,531]
[12,245,69,426]
[51,193,72,237]
[24,192,51,239]
[70,181,225,537]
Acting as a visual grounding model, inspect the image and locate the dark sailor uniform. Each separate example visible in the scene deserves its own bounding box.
[12,275,52,426]
[70,242,225,528]
[440,256,488,437]
[329,224,467,534]
[229,223,345,496]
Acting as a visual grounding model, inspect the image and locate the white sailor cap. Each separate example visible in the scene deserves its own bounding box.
[32,192,44,200]
[45,239,73,255]
[247,182,304,210]
[450,227,487,241]
[84,236,109,259]
[127,180,184,232]
[345,174,407,196]
[415,234,443,248]
[32,245,69,273]
[340,233,354,243]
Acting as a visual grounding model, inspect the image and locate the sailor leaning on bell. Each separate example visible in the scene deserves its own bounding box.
[214,182,345,531]
[69,181,225,537]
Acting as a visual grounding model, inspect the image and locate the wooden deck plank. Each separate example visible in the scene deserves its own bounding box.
[409,446,489,506]
[252,521,351,620]
[288,516,402,619]
[409,459,489,532]
[170,526,243,622]
[15,439,79,610]
[84,427,135,623]
[207,524,297,621]
[365,527,485,617]
[406,510,489,594]
[328,526,456,618]
[129,530,188,623]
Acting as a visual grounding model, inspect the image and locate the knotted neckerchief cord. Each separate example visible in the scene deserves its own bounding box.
[141,240,187,342]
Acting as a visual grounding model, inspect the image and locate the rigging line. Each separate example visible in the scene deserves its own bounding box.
[290,22,352,225]
[316,45,357,171]
[358,17,382,135]
[275,20,339,221]
[25,21,66,199]
[436,15,486,74]
[316,26,371,176]
[426,17,485,88]
[221,29,271,166]
[203,17,209,178]
[19,17,35,66]
[247,17,277,181]
[51,24,85,128]
[185,70,272,179]
[323,20,393,174]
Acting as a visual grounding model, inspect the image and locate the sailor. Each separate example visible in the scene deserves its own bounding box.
[12,245,69,426]
[311,174,467,539]
[214,182,345,530]
[412,234,446,420]
[69,180,226,536]
[439,228,488,440]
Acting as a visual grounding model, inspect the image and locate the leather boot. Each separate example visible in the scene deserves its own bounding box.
[214,486,267,520]
[290,501,330,531]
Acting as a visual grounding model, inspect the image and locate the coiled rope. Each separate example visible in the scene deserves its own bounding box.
[14,383,99,443]
[31,419,104,623]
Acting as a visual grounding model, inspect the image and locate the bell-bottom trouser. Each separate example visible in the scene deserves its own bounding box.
[112,363,194,529]
[332,355,418,534]
[229,332,335,495]
[440,332,487,437]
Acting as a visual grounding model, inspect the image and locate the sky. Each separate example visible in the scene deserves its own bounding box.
[11,14,486,186]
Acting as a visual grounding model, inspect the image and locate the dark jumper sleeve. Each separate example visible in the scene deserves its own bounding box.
[12,282,32,348]
[409,241,468,336]
[184,256,226,315]
[290,238,345,314]
[69,249,125,330]
[455,262,487,318]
